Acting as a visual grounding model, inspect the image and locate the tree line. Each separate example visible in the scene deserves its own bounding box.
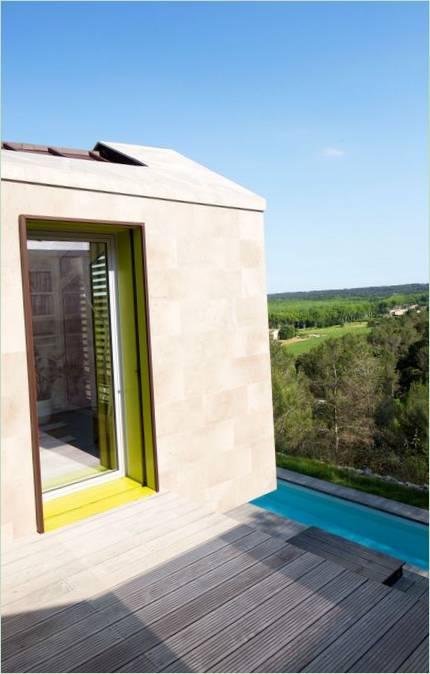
[269,283,428,302]
[268,292,428,330]
[271,309,429,485]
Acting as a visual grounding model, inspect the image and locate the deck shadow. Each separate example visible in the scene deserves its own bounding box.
[2,521,428,672]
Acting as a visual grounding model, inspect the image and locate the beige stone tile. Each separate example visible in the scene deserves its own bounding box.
[231,328,270,358]
[176,236,218,268]
[1,212,28,354]
[203,387,249,424]
[152,364,185,404]
[1,353,32,439]
[156,420,236,471]
[1,522,14,545]
[180,298,234,334]
[229,469,276,507]
[1,436,37,539]
[177,235,241,270]
[1,287,27,355]
[239,213,264,240]
[247,380,273,413]
[173,269,242,300]
[206,481,236,512]
[234,409,275,445]
[147,269,180,299]
[240,238,264,268]
[228,353,272,388]
[145,229,177,270]
[250,436,276,467]
[235,296,268,326]
[151,334,184,364]
[174,206,241,241]
[205,217,240,240]
[175,461,211,494]
[155,396,205,436]
[149,299,181,337]
[181,330,235,364]
[183,358,235,397]
[240,265,267,297]
[156,468,180,493]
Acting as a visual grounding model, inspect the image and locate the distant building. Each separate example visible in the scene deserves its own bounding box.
[389,304,419,317]
[269,328,280,340]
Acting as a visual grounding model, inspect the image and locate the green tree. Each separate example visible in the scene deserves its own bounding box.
[397,315,429,392]
[278,323,296,339]
[371,309,429,476]
[270,341,313,454]
[298,335,382,465]
[395,381,429,458]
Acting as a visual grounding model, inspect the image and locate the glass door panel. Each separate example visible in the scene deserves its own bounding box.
[27,237,120,493]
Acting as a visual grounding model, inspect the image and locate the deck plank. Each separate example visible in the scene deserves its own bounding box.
[403,574,429,599]
[302,590,419,672]
[70,545,306,673]
[163,561,345,673]
[226,503,308,540]
[2,491,175,565]
[78,551,317,674]
[1,529,265,668]
[289,527,403,583]
[6,538,292,673]
[2,500,205,604]
[1,492,182,585]
[2,523,256,658]
[287,535,390,582]
[207,569,365,673]
[140,552,321,672]
[348,597,429,672]
[113,536,289,637]
[2,490,427,674]
[257,578,390,672]
[2,514,241,641]
[303,527,402,567]
[2,493,189,599]
[397,636,429,673]
[2,511,239,619]
[2,494,213,586]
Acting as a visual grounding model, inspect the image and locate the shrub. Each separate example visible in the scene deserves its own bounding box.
[278,324,296,340]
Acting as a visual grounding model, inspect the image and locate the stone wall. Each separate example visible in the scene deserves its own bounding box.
[1,179,276,540]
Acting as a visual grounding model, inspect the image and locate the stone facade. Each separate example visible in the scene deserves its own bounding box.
[1,144,276,541]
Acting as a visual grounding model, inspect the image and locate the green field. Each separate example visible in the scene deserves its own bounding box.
[268,285,428,329]
[282,322,371,355]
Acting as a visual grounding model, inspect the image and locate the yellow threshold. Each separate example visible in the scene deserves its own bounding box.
[43,477,155,532]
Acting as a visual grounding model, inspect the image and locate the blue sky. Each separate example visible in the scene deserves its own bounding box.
[2,1,428,292]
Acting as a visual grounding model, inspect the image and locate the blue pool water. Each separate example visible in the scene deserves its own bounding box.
[251,479,429,570]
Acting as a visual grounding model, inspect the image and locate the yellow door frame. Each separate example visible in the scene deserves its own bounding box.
[19,215,159,533]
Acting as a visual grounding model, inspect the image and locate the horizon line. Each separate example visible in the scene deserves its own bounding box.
[268,281,429,296]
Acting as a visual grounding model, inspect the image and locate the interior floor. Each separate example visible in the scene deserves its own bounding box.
[40,431,107,491]
[39,408,109,491]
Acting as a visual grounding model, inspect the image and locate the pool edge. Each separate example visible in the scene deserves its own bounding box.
[277,467,429,526]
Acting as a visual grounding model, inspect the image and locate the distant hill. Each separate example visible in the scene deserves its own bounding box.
[268,283,429,302]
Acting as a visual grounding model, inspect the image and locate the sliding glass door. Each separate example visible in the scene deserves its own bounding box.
[27,234,124,494]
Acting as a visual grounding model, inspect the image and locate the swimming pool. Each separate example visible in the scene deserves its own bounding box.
[251,479,429,570]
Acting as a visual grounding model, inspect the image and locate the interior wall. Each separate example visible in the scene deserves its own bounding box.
[1,179,276,541]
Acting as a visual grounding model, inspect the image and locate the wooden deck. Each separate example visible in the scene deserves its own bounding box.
[227,502,308,540]
[288,526,404,585]
[2,492,428,673]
